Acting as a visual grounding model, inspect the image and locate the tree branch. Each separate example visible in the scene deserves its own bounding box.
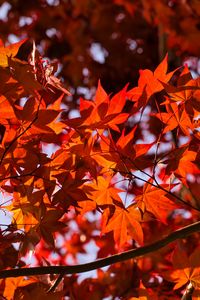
[0,220,200,279]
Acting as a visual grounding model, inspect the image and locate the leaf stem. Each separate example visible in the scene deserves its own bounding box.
[47,273,65,293]
[181,282,194,300]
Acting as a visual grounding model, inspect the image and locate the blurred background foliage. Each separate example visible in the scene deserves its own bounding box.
[0,0,199,114]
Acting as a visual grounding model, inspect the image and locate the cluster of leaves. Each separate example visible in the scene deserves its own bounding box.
[0,38,200,299]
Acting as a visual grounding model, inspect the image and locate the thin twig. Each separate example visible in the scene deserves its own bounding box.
[181,282,194,300]
[47,273,65,293]
[99,130,200,212]
[111,168,200,212]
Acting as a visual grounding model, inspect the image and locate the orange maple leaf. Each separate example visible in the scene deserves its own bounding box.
[1,276,37,300]
[127,54,177,106]
[135,180,177,223]
[86,174,123,206]
[164,245,200,290]
[0,39,27,67]
[66,81,129,131]
[103,201,143,248]
[93,128,154,174]
[162,65,200,103]
[164,144,198,180]
[155,101,193,135]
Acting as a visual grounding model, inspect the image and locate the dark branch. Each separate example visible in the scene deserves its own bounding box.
[0,220,200,279]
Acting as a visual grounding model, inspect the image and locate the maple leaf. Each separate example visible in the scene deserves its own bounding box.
[14,282,64,300]
[163,144,198,180]
[37,209,66,246]
[127,54,177,106]
[52,171,89,210]
[93,128,154,174]
[7,57,42,94]
[86,174,123,206]
[53,130,99,179]
[0,39,27,67]
[66,81,129,131]
[19,228,40,256]
[1,277,37,300]
[0,67,25,104]
[116,127,154,160]
[13,95,63,139]
[155,101,193,135]
[164,245,200,290]
[6,190,41,232]
[160,67,200,124]
[9,205,39,232]
[0,96,16,119]
[103,201,143,248]
[161,66,200,104]
[135,180,177,223]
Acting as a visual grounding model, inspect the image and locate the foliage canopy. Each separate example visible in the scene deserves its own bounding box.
[0,1,200,299]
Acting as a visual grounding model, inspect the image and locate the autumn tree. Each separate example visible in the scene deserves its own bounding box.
[0,1,200,299]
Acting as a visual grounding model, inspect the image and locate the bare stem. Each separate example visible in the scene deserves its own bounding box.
[47,273,65,293]
[181,282,194,300]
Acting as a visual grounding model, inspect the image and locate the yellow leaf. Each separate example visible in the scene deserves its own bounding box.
[0,39,26,67]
